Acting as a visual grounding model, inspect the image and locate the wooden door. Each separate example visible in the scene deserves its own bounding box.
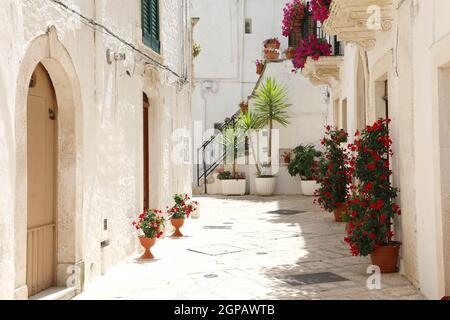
[26,63,57,297]
[143,95,150,210]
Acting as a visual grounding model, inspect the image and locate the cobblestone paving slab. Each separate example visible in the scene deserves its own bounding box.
[74,195,424,300]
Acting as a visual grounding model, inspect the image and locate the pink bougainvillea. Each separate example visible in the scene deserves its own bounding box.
[282,0,307,37]
[292,34,332,71]
[310,0,332,23]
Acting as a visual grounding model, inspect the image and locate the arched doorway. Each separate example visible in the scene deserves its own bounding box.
[26,63,58,296]
[143,93,150,210]
[14,27,83,299]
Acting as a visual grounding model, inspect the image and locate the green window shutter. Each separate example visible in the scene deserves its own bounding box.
[142,0,160,53]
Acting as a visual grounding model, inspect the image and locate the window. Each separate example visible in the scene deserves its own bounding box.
[245,19,252,34]
[142,0,160,53]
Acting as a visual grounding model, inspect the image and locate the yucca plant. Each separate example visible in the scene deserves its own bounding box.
[253,77,290,175]
[237,111,264,175]
[220,123,245,179]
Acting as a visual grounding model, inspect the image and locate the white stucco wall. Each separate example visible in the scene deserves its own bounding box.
[324,0,450,299]
[0,0,192,299]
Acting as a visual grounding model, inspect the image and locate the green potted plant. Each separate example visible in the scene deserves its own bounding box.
[287,144,322,196]
[168,194,198,237]
[343,119,402,273]
[218,124,246,196]
[132,209,166,259]
[253,77,290,196]
[315,126,350,221]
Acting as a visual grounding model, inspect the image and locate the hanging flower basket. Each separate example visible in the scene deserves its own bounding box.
[264,48,280,60]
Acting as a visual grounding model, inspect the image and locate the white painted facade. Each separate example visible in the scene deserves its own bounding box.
[311,0,450,299]
[0,0,192,299]
[190,0,328,192]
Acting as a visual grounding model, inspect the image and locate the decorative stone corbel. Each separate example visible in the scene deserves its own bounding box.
[323,0,394,50]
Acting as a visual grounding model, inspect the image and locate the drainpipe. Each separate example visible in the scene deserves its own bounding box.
[239,0,245,101]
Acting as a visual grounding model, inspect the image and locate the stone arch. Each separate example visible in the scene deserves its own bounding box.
[14,26,83,299]
[143,67,163,209]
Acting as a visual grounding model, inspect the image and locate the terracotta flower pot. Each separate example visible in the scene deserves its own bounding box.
[256,64,264,75]
[285,49,296,60]
[265,51,280,60]
[370,242,401,273]
[171,218,185,237]
[265,42,280,50]
[139,237,156,260]
[333,205,347,222]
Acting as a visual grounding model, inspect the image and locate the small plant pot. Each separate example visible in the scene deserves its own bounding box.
[370,242,401,273]
[139,237,156,260]
[256,64,264,75]
[265,42,280,50]
[171,218,185,237]
[265,51,280,60]
[240,104,249,114]
[333,205,347,222]
[285,49,296,60]
[221,179,246,196]
[301,180,319,196]
[255,177,276,196]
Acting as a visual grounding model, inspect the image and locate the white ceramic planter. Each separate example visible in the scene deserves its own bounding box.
[301,180,319,196]
[221,179,246,196]
[255,177,277,196]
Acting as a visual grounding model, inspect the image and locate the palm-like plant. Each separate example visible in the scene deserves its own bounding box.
[237,111,264,175]
[221,123,245,179]
[253,77,290,174]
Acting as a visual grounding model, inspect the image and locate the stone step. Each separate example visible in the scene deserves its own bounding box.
[29,287,77,300]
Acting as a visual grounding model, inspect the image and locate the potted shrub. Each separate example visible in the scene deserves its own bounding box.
[284,47,296,60]
[168,194,198,237]
[253,77,290,196]
[255,59,265,75]
[218,124,246,196]
[343,119,402,273]
[263,38,281,49]
[315,126,350,221]
[288,144,322,196]
[132,209,165,260]
[264,48,280,60]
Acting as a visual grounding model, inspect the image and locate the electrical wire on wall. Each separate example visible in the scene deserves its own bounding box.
[47,0,189,86]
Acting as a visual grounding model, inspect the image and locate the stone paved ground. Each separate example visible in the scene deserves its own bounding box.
[74,195,424,300]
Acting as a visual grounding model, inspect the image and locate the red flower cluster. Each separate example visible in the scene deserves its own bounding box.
[343,119,401,257]
[292,34,332,71]
[168,194,198,219]
[282,0,306,37]
[314,126,351,213]
[132,209,165,239]
[310,0,332,23]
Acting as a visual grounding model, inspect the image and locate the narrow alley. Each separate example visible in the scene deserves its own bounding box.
[75,196,422,300]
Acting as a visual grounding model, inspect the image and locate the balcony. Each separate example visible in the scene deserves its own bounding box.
[322,0,394,50]
[301,26,344,87]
